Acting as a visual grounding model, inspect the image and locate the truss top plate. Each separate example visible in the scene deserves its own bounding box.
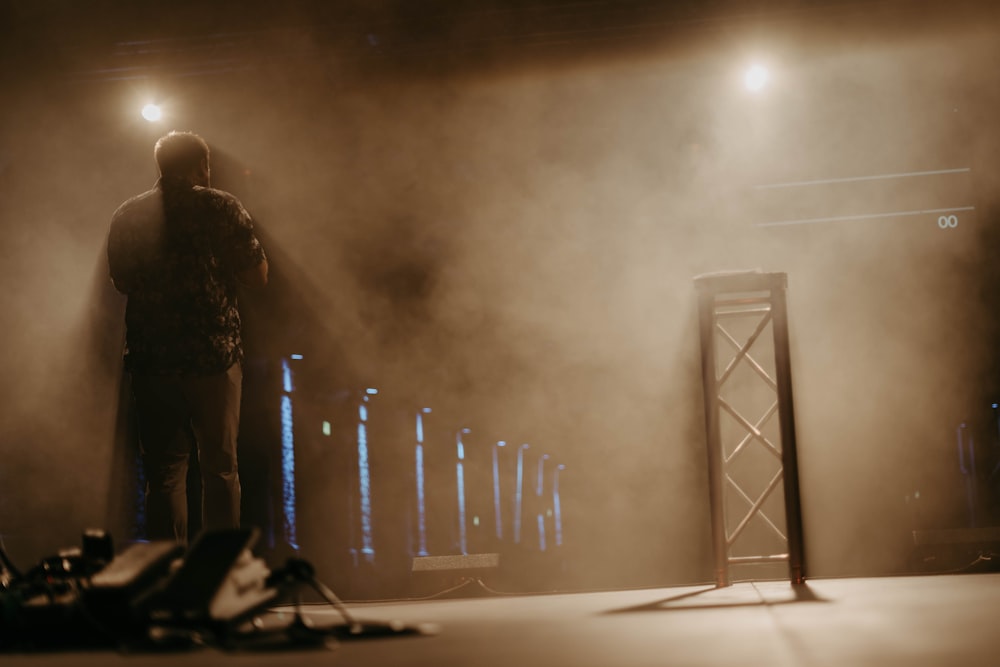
[694,271,787,294]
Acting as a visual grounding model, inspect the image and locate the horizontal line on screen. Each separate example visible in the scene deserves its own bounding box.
[755,168,972,190]
[755,205,976,228]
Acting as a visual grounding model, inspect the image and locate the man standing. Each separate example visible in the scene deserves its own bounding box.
[108,131,268,542]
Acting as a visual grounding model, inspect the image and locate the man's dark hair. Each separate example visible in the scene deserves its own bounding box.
[154,131,210,178]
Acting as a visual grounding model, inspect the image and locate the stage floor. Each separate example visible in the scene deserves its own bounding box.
[6,572,1000,666]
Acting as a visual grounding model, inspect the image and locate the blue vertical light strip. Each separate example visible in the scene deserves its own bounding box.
[357,394,375,562]
[536,454,549,552]
[456,428,471,554]
[513,443,529,544]
[536,454,549,495]
[553,464,565,547]
[280,357,299,550]
[492,441,506,540]
[415,408,431,557]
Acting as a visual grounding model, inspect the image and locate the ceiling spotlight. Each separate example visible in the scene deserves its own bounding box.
[141,103,163,122]
[744,64,770,93]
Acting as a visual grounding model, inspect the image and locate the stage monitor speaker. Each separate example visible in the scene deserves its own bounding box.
[910,527,1000,573]
[410,553,500,597]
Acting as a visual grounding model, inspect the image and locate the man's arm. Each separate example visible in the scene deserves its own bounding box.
[107,225,136,294]
[107,190,163,295]
[237,257,269,289]
[218,192,268,289]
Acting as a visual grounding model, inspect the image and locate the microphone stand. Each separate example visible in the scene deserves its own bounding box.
[257,558,437,643]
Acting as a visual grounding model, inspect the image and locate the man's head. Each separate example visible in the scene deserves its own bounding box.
[154,131,210,186]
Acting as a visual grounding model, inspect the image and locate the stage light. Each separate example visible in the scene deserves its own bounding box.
[744,64,770,93]
[141,103,163,122]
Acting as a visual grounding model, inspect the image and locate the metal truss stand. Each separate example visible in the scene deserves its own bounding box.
[695,271,805,587]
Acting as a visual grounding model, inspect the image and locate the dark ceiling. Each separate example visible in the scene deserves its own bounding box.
[3,0,996,84]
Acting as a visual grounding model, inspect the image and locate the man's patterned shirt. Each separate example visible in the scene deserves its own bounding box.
[107,178,266,375]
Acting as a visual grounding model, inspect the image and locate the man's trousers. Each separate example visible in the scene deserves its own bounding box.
[131,363,242,542]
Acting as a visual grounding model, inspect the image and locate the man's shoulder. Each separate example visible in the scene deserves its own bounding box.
[193,186,242,205]
[111,187,161,223]
[192,186,250,218]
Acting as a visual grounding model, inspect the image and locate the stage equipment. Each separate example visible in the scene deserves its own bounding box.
[134,528,277,627]
[695,271,806,587]
[263,557,439,641]
[0,528,436,653]
[411,553,501,597]
[910,527,1000,573]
